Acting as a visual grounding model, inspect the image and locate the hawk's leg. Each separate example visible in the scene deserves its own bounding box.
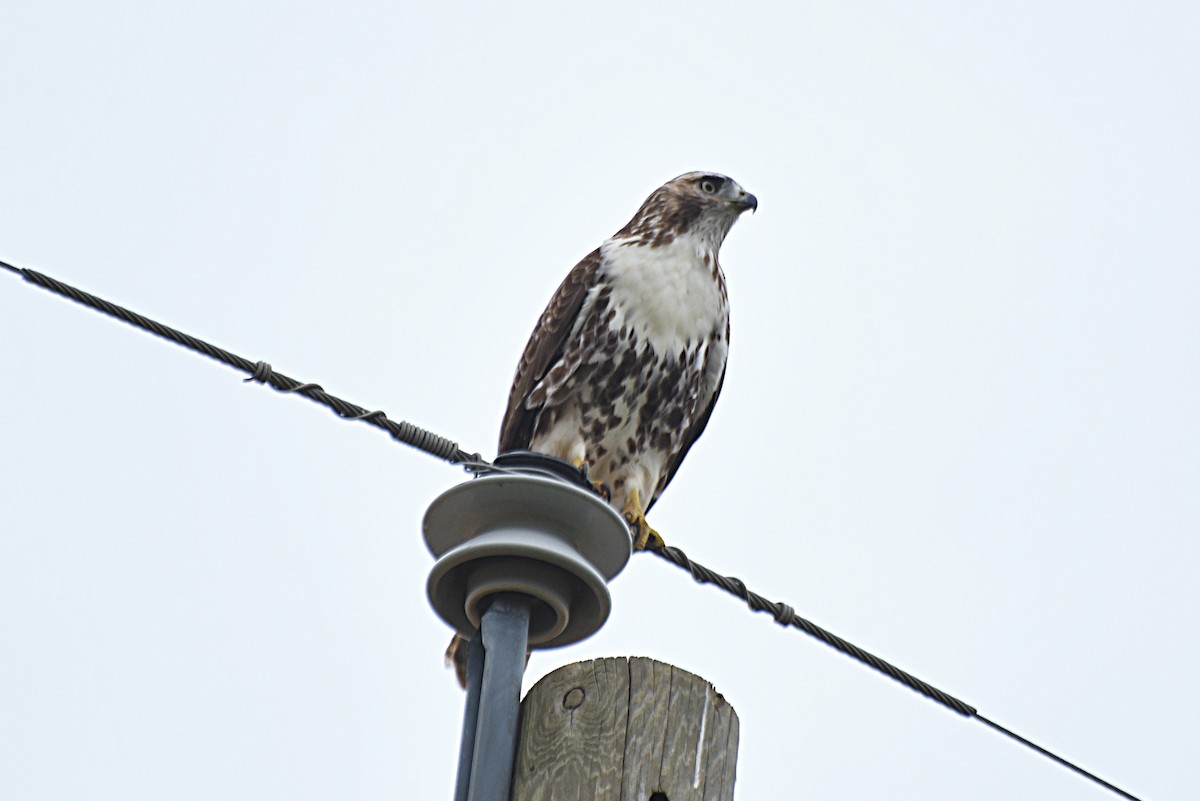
[623,488,665,551]
[571,456,612,502]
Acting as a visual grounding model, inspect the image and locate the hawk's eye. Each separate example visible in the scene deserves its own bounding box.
[700,179,718,194]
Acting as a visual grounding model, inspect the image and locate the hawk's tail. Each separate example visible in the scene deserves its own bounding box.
[443,633,531,689]
[444,634,470,688]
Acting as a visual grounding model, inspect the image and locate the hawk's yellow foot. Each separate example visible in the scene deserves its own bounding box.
[623,488,666,551]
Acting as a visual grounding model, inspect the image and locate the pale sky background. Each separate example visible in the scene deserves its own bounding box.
[2,2,1197,799]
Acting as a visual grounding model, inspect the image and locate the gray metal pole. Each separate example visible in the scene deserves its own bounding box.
[466,594,531,801]
[453,635,485,801]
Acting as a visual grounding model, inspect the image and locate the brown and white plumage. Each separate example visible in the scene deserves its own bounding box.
[446,171,755,685]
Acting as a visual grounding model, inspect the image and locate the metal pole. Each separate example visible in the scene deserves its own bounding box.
[453,635,485,801]
[466,594,531,801]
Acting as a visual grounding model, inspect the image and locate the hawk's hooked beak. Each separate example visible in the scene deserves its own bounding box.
[733,191,758,213]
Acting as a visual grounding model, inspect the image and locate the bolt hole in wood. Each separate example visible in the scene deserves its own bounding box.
[562,687,585,710]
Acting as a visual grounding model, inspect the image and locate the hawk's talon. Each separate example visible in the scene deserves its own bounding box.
[631,519,666,551]
[623,488,666,551]
[594,481,612,502]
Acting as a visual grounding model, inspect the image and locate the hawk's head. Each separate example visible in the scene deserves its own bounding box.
[616,172,757,250]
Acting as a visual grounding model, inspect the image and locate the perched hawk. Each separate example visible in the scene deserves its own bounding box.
[447,171,755,684]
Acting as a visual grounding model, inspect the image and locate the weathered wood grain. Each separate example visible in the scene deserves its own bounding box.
[512,658,739,801]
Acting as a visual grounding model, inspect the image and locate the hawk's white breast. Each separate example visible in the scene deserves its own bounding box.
[598,231,726,355]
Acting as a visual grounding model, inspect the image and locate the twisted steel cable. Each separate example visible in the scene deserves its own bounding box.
[4,259,977,716]
[648,545,1139,799]
[3,262,479,467]
[2,259,1141,801]
[651,544,978,715]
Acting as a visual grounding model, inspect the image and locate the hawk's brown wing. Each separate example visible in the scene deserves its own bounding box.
[498,249,601,454]
[646,359,726,513]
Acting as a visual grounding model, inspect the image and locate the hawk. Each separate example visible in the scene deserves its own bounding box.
[447,171,755,684]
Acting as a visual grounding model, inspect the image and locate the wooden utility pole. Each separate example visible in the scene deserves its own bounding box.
[512,657,739,801]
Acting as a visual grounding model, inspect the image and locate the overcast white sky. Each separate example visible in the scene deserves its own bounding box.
[2,2,1197,799]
